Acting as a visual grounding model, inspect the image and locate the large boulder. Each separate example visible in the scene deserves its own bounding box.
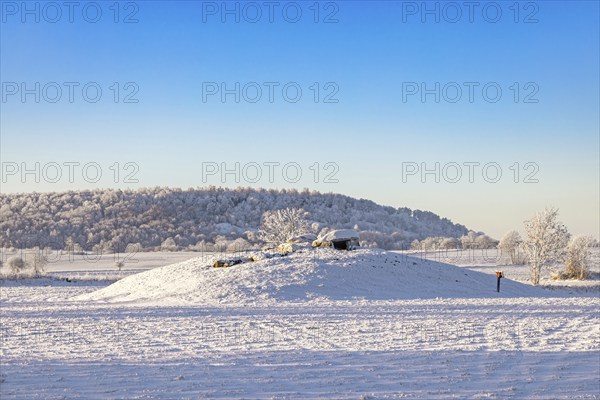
[313,229,360,250]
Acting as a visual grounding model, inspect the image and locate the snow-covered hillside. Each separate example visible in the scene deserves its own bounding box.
[76,249,547,305]
[0,187,469,250]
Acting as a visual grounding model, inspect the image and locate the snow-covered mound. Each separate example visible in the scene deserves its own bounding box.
[75,249,546,305]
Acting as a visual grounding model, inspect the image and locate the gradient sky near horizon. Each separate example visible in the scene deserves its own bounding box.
[1,0,598,239]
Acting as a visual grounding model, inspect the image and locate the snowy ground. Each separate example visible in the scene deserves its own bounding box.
[1,249,598,399]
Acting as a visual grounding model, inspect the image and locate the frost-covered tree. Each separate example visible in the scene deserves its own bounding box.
[27,247,47,277]
[513,243,529,265]
[64,237,75,251]
[475,234,495,249]
[460,231,478,249]
[459,231,497,249]
[498,230,522,264]
[421,237,439,250]
[212,235,229,252]
[125,243,143,253]
[561,236,594,280]
[440,237,459,250]
[523,207,570,285]
[259,208,312,244]
[72,243,85,255]
[226,237,253,254]
[411,236,461,251]
[161,237,178,251]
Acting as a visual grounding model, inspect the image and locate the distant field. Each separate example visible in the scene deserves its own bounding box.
[2,250,212,281]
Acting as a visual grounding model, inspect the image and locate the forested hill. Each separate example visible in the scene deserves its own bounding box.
[0,187,469,250]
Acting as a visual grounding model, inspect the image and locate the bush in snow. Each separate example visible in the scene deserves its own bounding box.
[559,236,594,280]
[6,256,26,274]
[523,207,570,285]
[1,250,49,279]
[259,208,313,245]
[1,255,38,279]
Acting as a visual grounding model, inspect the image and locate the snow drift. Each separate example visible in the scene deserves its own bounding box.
[75,248,546,305]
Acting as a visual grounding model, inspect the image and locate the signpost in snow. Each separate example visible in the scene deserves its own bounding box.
[496,271,504,292]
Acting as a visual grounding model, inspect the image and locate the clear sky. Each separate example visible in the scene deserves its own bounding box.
[1,0,599,239]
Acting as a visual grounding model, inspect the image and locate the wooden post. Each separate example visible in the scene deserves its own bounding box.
[496,271,504,292]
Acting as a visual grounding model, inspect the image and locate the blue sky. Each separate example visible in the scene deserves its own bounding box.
[1,0,599,238]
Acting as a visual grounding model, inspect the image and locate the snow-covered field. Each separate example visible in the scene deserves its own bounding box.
[1,249,599,399]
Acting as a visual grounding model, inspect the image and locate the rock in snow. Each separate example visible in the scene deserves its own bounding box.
[319,229,360,242]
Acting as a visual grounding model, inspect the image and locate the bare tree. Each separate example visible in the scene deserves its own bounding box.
[259,208,312,245]
[523,207,569,285]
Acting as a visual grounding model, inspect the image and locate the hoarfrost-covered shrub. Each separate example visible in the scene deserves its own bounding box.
[498,230,523,264]
[6,256,26,274]
[560,236,594,280]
